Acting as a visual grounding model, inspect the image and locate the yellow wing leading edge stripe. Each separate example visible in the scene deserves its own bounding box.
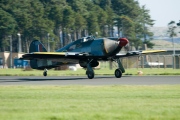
[141,50,166,54]
[33,52,66,55]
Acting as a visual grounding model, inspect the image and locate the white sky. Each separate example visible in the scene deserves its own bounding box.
[137,0,180,27]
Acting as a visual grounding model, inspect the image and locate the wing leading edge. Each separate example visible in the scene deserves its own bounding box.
[115,50,167,58]
[141,50,166,54]
[21,52,91,60]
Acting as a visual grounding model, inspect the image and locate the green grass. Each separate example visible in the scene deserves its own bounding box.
[0,86,179,120]
[125,68,180,76]
[0,68,180,76]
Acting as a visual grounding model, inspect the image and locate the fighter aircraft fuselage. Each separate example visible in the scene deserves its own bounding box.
[57,37,127,57]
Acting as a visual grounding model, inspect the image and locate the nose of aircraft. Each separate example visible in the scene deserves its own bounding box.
[118,38,129,47]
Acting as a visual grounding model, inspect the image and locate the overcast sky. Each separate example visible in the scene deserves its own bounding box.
[137,0,180,27]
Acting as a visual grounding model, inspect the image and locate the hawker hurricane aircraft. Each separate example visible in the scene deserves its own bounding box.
[21,36,166,79]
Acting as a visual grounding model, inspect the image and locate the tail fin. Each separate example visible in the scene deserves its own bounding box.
[29,40,47,53]
[29,40,47,69]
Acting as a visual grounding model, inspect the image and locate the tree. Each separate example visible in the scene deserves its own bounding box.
[140,5,154,42]
[0,8,17,51]
[134,5,155,49]
[87,11,100,36]
[12,0,33,52]
[177,20,180,26]
[93,0,112,37]
[104,6,114,37]
[177,20,180,34]
[143,40,154,49]
[167,21,177,55]
[95,6,108,37]
[74,13,86,39]
[0,0,155,52]
[44,0,66,48]
[62,6,75,45]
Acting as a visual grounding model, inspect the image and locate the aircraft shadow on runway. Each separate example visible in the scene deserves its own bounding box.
[0,76,129,83]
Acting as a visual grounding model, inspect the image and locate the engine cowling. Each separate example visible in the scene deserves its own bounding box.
[79,60,99,68]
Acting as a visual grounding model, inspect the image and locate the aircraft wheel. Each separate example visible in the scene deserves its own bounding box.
[43,71,47,76]
[86,71,94,79]
[114,69,122,78]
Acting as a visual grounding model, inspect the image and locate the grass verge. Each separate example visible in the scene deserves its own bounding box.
[0,85,179,120]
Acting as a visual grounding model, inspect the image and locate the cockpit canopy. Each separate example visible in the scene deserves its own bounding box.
[82,36,95,42]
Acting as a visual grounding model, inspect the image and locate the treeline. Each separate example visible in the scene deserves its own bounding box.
[0,0,154,52]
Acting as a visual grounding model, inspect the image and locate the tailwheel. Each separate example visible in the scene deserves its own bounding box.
[43,71,47,76]
[114,69,122,78]
[86,71,94,79]
[43,69,48,77]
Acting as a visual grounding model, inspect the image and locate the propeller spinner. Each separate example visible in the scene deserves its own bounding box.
[118,38,129,47]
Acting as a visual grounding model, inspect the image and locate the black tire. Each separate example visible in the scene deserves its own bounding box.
[86,71,94,79]
[114,69,122,78]
[43,72,47,76]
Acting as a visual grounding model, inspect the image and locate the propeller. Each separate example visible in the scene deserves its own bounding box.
[124,43,130,52]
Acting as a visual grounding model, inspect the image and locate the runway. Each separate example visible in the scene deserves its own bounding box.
[0,76,179,85]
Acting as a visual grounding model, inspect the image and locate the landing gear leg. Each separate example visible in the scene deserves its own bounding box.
[86,63,94,79]
[43,68,48,76]
[114,59,125,78]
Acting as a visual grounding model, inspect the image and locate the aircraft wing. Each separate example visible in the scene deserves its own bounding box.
[21,52,91,60]
[21,50,166,60]
[115,50,166,58]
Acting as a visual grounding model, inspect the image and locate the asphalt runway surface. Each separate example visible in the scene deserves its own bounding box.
[0,76,180,85]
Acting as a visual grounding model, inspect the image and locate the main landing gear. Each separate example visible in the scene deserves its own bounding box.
[43,68,48,76]
[85,58,125,79]
[114,58,125,78]
[86,62,94,79]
